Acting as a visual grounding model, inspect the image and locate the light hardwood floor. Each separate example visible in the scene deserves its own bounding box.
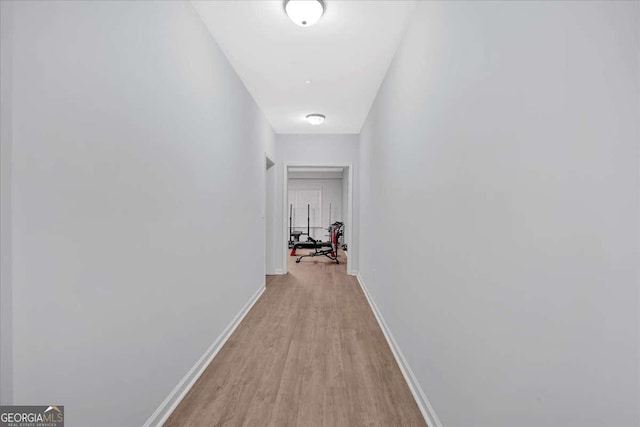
[164,249,426,427]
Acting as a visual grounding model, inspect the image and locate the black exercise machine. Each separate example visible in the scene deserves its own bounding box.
[293,221,344,264]
[290,202,344,253]
[289,203,333,252]
[290,236,332,254]
[290,203,329,250]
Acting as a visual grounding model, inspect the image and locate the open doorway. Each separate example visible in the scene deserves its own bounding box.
[265,154,276,276]
[282,163,354,275]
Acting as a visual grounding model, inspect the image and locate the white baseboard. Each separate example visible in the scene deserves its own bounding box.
[356,273,443,427]
[143,284,267,427]
[274,268,284,275]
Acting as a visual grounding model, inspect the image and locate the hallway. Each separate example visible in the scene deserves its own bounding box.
[1,1,638,426]
[165,251,425,427]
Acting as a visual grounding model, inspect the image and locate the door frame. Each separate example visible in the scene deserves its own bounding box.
[282,162,354,275]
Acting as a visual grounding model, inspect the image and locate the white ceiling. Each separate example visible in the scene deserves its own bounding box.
[191,1,415,134]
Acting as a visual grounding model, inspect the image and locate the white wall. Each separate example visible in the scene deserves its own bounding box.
[266,159,277,275]
[288,178,343,241]
[0,0,14,406]
[275,134,359,272]
[359,2,639,427]
[6,1,275,425]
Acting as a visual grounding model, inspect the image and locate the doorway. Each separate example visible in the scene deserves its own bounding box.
[282,163,354,275]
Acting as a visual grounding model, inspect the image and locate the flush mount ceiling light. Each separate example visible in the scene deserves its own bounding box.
[285,0,325,27]
[306,114,325,125]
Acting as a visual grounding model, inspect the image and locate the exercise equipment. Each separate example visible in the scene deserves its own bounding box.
[289,204,302,246]
[294,221,343,264]
[290,202,345,253]
[293,221,344,264]
[289,203,333,252]
[290,237,332,253]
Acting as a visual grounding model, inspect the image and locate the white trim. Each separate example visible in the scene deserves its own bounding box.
[356,273,443,427]
[273,268,284,275]
[345,164,353,275]
[143,284,266,427]
[282,165,289,274]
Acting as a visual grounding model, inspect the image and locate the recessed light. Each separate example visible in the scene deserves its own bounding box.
[306,114,325,125]
[305,80,312,85]
[285,0,324,27]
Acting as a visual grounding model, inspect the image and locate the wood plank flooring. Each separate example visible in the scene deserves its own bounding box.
[164,250,426,427]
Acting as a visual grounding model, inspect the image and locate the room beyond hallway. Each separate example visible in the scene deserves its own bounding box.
[164,250,425,427]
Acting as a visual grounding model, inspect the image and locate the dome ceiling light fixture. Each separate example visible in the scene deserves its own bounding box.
[306,114,325,125]
[285,0,325,27]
